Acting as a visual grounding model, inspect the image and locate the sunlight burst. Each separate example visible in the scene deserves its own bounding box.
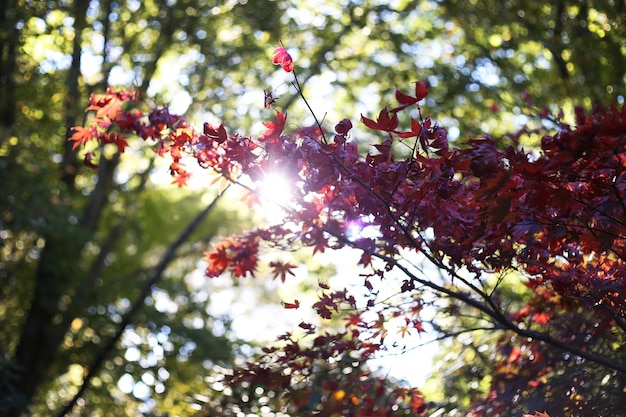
[257,171,295,209]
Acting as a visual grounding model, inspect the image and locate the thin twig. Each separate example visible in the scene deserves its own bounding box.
[291,70,328,144]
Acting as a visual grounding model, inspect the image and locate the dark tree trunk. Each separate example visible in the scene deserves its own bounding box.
[2,1,90,415]
[0,0,18,139]
[60,0,90,191]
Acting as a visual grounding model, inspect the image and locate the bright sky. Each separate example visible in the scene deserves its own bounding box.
[196,242,440,388]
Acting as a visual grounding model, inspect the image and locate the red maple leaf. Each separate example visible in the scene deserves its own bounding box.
[282,299,300,309]
[532,312,550,325]
[408,388,426,414]
[69,126,95,150]
[205,244,230,277]
[115,109,142,130]
[344,312,362,327]
[466,137,501,177]
[109,132,128,153]
[508,346,522,363]
[392,81,428,112]
[396,118,423,139]
[269,260,297,282]
[334,118,353,135]
[272,45,294,73]
[361,107,399,132]
[86,93,122,120]
[259,110,287,143]
[204,122,228,144]
[171,171,191,187]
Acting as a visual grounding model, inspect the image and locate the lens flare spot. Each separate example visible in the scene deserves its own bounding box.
[257,172,293,208]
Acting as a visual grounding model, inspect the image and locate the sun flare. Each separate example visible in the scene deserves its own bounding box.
[257,172,295,208]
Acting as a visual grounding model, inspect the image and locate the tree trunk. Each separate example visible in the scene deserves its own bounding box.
[2,1,90,415]
[60,0,90,191]
[0,0,18,140]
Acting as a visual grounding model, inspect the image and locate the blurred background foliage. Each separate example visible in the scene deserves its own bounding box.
[0,0,624,416]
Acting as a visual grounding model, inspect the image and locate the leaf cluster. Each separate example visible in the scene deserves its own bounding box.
[75,55,626,415]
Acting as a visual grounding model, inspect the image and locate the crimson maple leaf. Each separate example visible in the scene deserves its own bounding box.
[115,109,142,130]
[396,118,423,139]
[392,81,428,112]
[269,260,297,282]
[334,118,353,135]
[272,45,294,73]
[86,93,122,120]
[259,110,287,143]
[361,107,399,132]
[109,132,128,153]
[205,244,230,277]
[204,122,228,144]
[467,137,501,177]
[343,312,363,328]
[408,388,426,414]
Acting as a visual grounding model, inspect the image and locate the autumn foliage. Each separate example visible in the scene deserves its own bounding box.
[70,44,626,416]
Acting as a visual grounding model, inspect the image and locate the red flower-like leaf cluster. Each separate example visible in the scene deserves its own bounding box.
[272,45,294,73]
[204,234,260,278]
[70,87,189,184]
[68,88,139,159]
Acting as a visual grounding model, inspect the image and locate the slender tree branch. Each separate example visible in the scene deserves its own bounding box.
[290,76,495,310]
[280,11,355,113]
[380,325,503,357]
[291,70,328,144]
[372,248,626,374]
[55,187,228,417]
[316,218,626,375]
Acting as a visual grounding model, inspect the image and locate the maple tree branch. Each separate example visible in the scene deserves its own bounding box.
[527,213,626,242]
[291,69,328,144]
[55,187,228,417]
[372,252,503,321]
[279,4,357,113]
[383,325,504,357]
[319,225,503,322]
[378,248,626,374]
[319,223,626,375]
[513,325,626,374]
[571,193,626,229]
[332,148,497,314]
